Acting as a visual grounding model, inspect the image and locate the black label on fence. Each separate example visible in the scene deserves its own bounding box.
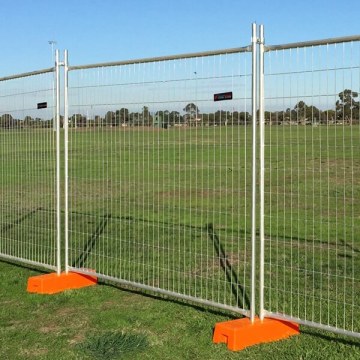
[214,92,233,101]
[37,102,47,109]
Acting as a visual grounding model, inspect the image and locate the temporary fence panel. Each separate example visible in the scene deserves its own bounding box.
[65,43,257,316]
[260,34,360,337]
[0,64,60,271]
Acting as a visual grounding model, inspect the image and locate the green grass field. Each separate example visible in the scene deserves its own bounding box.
[0,125,359,358]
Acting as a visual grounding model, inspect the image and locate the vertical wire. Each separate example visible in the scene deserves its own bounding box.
[187,58,190,293]
[296,47,301,318]
[242,51,248,310]
[55,50,61,275]
[212,54,217,303]
[151,61,156,288]
[200,55,204,301]
[219,53,225,305]
[289,47,294,318]
[259,24,265,319]
[64,50,69,273]
[101,67,105,276]
[230,53,235,307]
[192,57,197,299]
[267,50,273,312]
[350,41,357,332]
[334,43,339,328]
[105,67,110,278]
[161,60,165,290]
[319,44,324,325]
[188,56,193,297]
[224,53,229,306]
[310,45,316,323]
[141,62,146,287]
[341,42,347,329]
[250,22,257,323]
[326,43,331,326]
[119,63,124,281]
[177,58,182,295]
[275,50,280,313]
[281,49,286,314]
[303,46,309,321]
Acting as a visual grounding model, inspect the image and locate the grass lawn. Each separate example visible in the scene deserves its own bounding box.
[0,125,359,358]
[1,260,360,360]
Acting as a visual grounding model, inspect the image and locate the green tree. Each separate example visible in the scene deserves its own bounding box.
[105,111,115,126]
[183,103,199,126]
[70,114,87,128]
[169,111,181,125]
[294,101,307,122]
[336,89,359,122]
[115,108,129,126]
[0,114,15,128]
[141,106,153,126]
[23,115,33,127]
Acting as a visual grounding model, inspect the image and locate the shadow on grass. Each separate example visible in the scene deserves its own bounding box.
[70,209,360,255]
[0,257,49,275]
[71,211,251,310]
[0,207,42,233]
[206,223,251,311]
[71,214,111,268]
[102,280,239,319]
[0,207,53,275]
[300,328,360,347]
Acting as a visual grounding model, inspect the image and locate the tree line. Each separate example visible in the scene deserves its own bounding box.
[0,89,358,129]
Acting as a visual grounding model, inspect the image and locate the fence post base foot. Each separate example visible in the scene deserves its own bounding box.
[27,272,97,294]
[213,317,299,351]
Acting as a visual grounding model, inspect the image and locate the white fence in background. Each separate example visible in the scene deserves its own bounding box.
[64,37,256,318]
[0,64,60,272]
[0,24,359,341]
[259,30,360,338]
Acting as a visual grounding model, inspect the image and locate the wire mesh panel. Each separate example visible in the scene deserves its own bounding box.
[0,70,58,270]
[66,48,254,314]
[261,38,360,337]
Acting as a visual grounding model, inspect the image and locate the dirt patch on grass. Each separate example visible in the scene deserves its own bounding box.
[38,324,60,334]
[100,300,120,310]
[68,332,87,345]
[20,348,49,357]
[55,307,77,317]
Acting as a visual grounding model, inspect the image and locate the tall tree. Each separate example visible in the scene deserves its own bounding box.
[336,89,359,121]
[183,103,200,126]
[0,114,15,128]
[142,106,151,126]
[169,111,181,125]
[294,101,307,122]
[115,108,129,125]
[105,111,115,126]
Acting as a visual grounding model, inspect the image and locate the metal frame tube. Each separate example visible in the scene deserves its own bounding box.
[67,266,251,317]
[55,49,61,275]
[0,253,57,272]
[0,67,54,82]
[64,50,69,274]
[263,311,360,339]
[265,34,360,52]
[258,24,265,321]
[68,46,251,71]
[250,22,257,323]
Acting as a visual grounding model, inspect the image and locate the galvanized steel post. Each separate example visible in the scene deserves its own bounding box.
[55,49,61,275]
[250,22,258,323]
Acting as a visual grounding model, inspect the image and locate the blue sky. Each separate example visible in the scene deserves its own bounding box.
[0,0,359,76]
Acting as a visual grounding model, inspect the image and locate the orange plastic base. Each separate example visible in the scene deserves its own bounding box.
[213,317,299,351]
[27,272,97,294]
